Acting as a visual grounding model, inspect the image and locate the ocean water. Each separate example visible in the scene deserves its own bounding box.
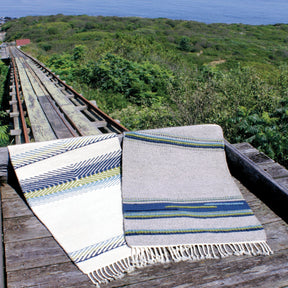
[2,0,288,25]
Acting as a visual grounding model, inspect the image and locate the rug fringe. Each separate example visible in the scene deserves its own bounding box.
[88,257,134,287]
[131,241,273,268]
[87,242,272,286]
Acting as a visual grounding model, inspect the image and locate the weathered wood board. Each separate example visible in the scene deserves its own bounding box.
[24,63,74,139]
[27,59,102,136]
[1,177,288,288]
[15,57,56,142]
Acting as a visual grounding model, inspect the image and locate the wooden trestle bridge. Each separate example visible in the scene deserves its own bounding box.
[0,45,287,288]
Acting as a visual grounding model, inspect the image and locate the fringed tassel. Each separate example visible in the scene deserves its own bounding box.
[88,257,134,288]
[131,241,273,268]
[87,241,272,287]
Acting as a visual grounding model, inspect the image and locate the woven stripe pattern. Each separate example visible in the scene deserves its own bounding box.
[122,125,270,255]
[8,134,132,287]
[8,125,272,287]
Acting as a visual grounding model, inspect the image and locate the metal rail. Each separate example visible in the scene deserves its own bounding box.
[19,48,129,134]
[9,47,128,143]
[9,49,30,143]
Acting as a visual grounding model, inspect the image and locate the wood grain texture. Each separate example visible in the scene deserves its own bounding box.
[15,57,56,142]
[3,215,51,243]
[1,177,288,288]
[226,141,288,222]
[5,237,70,272]
[0,147,8,182]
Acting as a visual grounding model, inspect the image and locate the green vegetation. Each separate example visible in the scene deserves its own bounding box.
[1,15,288,167]
[0,61,9,146]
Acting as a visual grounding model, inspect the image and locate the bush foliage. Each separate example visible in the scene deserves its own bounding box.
[1,15,288,166]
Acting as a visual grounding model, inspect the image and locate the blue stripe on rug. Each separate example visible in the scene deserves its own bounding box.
[69,235,126,263]
[123,200,250,213]
[28,174,121,206]
[124,209,254,219]
[125,225,264,236]
[11,134,117,169]
[21,152,121,193]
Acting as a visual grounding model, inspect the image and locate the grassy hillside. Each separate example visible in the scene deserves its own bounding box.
[1,15,288,166]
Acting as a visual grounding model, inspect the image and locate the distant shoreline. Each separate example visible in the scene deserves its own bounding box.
[1,14,288,27]
[2,0,288,26]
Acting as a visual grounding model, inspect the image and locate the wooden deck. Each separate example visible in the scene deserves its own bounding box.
[1,142,288,287]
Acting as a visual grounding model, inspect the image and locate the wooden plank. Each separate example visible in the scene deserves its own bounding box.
[104,216,288,288]
[27,59,101,136]
[264,220,288,251]
[6,262,95,288]
[0,147,8,183]
[24,66,73,138]
[233,142,275,165]
[0,183,94,287]
[233,142,259,154]
[225,141,288,222]
[247,152,275,165]
[0,183,6,288]
[5,237,70,272]
[3,215,51,243]
[10,129,21,136]
[0,184,19,200]
[274,177,288,189]
[10,89,21,144]
[15,57,57,142]
[103,250,288,288]
[9,112,19,117]
[2,196,33,219]
[2,180,287,288]
[248,200,281,225]
[94,121,108,128]
[37,95,74,139]
[258,162,288,179]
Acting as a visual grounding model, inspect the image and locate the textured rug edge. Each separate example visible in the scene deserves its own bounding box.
[129,241,273,268]
[87,257,134,287]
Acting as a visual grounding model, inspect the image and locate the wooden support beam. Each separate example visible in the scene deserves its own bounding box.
[225,141,288,222]
[9,100,17,105]
[94,121,108,128]
[75,105,87,111]
[90,100,97,107]
[9,112,19,118]
[10,129,21,136]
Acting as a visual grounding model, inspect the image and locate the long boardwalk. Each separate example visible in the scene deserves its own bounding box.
[1,143,288,288]
[8,47,127,144]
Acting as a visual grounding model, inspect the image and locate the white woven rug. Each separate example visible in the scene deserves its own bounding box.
[8,134,132,287]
